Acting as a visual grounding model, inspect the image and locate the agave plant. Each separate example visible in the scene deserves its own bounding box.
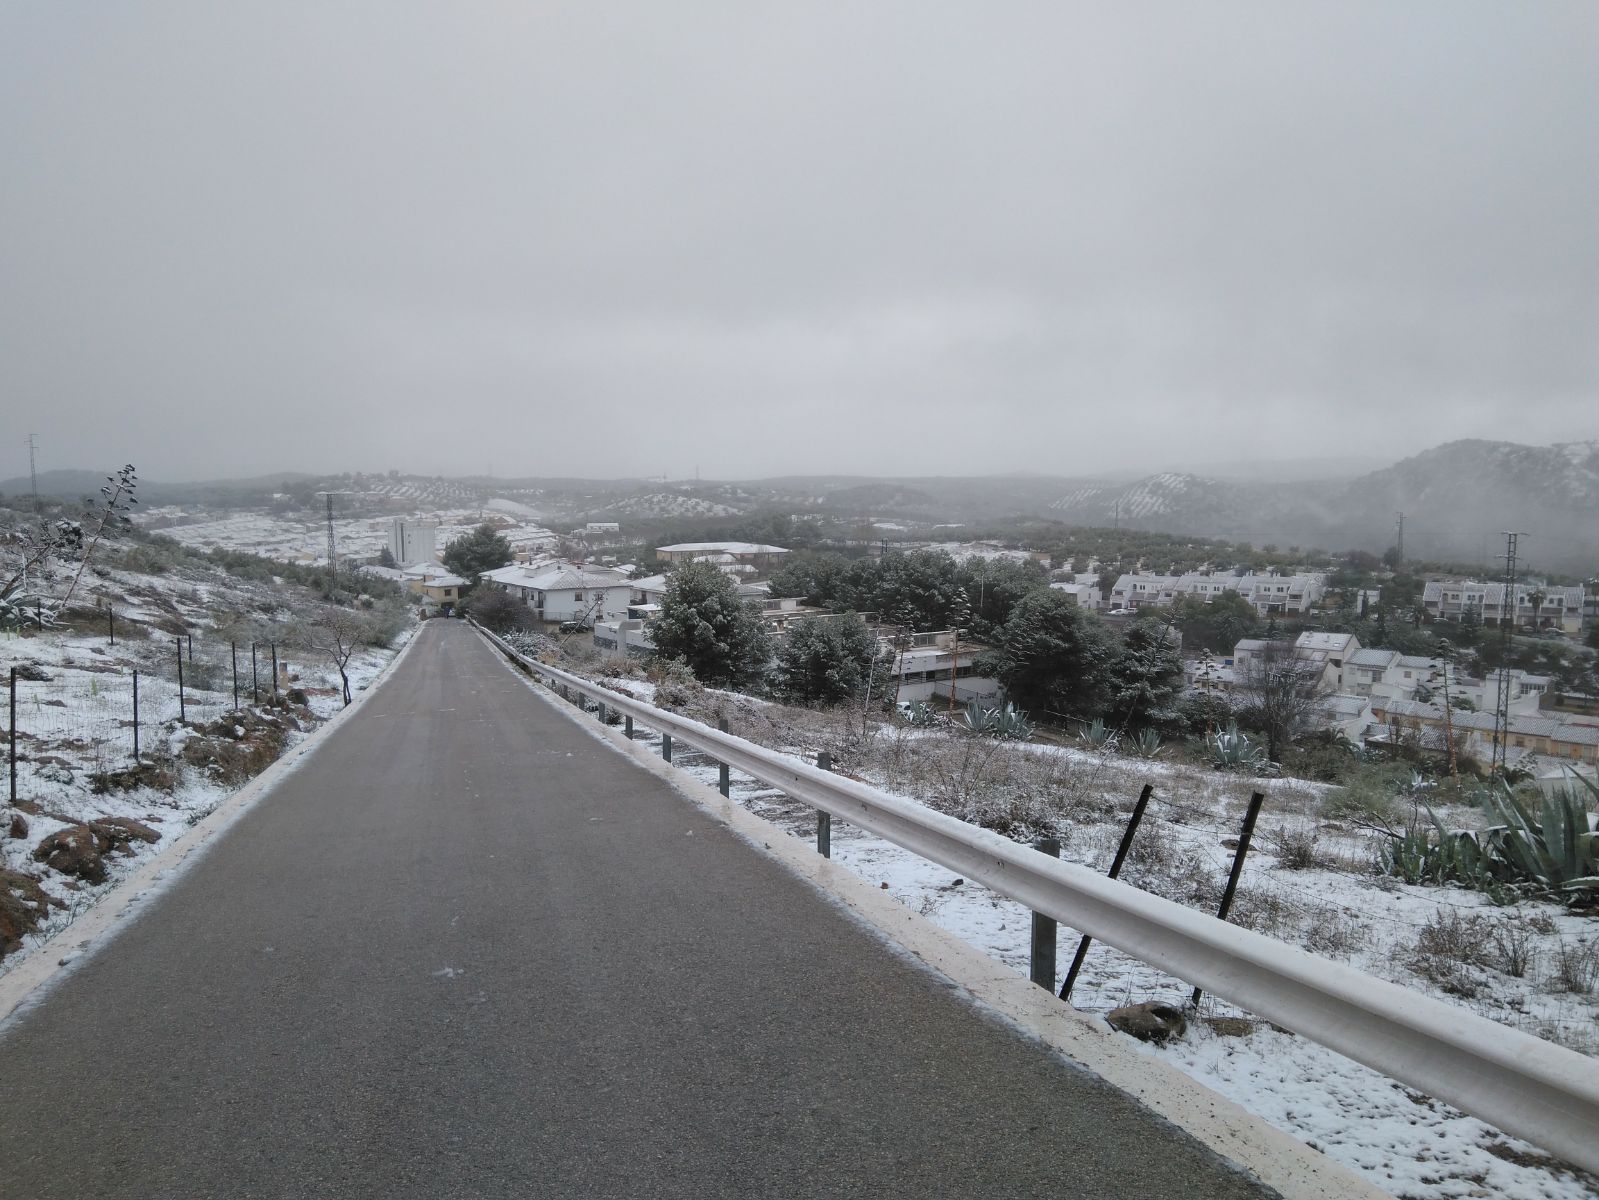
[1476,777,1599,903]
[964,700,1034,740]
[1211,723,1266,771]
[991,702,1034,741]
[963,699,998,735]
[903,699,939,727]
[1376,775,1599,906]
[1075,717,1117,751]
[1130,728,1163,759]
[1378,806,1500,895]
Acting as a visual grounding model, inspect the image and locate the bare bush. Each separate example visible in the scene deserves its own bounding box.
[1302,906,1366,958]
[1487,916,1540,979]
[1550,937,1598,995]
[1411,908,1491,997]
[1268,827,1324,870]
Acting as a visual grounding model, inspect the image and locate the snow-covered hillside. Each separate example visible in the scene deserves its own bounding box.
[2,529,412,971]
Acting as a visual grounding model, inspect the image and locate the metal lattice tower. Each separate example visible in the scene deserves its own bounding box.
[316,491,353,574]
[1489,531,1524,776]
[26,433,39,512]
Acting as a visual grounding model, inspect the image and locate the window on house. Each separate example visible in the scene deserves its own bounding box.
[573,592,584,601]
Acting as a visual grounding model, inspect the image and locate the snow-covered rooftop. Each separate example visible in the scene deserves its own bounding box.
[656,542,789,555]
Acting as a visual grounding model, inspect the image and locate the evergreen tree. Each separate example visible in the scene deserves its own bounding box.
[868,550,966,631]
[442,524,512,583]
[1168,591,1261,655]
[650,562,772,688]
[982,590,1121,724]
[773,614,882,707]
[958,557,1048,640]
[1108,617,1186,730]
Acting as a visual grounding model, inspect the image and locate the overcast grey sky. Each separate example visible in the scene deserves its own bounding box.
[2,2,1596,483]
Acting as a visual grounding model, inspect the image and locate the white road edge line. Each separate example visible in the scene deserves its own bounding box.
[0,623,428,1028]
[489,640,1388,1200]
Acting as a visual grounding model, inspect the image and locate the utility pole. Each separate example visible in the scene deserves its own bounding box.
[1489,531,1524,777]
[1394,512,1404,567]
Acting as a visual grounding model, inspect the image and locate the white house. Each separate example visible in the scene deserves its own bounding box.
[480,562,634,626]
[887,630,999,705]
[1229,632,1360,694]
[1341,648,1456,703]
[1049,582,1102,610]
[1454,668,1551,718]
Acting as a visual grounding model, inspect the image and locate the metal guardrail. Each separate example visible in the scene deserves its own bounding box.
[475,624,1599,1174]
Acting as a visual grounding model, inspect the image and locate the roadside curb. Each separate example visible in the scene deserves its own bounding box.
[0,624,426,1028]
[486,634,1387,1200]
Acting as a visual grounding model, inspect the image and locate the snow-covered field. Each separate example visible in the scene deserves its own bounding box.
[137,505,557,566]
[527,669,1599,1200]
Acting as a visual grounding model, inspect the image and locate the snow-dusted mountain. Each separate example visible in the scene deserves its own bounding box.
[1046,440,1599,569]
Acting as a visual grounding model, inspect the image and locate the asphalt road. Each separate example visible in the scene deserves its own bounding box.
[0,621,1275,1199]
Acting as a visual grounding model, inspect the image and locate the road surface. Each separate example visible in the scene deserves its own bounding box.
[0,620,1274,1198]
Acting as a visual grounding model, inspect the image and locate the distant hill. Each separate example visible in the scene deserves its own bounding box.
[0,469,320,506]
[14,440,1597,570]
[1045,440,1599,571]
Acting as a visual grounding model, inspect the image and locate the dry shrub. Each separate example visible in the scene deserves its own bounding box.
[1268,827,1325,871]
[1550,937,1598,995]
[1411,908,1491,997]
[1487,915,1540,979]
[1301,906,1366,958]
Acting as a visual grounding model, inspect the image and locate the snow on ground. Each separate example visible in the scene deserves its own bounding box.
[2,548,412,979]
[521,668,1599,1200]
[137,505,545,566]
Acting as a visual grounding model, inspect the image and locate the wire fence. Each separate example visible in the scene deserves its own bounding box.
[5,635,293,804]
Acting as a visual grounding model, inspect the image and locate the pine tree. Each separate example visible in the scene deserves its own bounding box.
[984,590,1121,724]
[442,524,512,582]
[650,562,772,688]
[774,614,881,707]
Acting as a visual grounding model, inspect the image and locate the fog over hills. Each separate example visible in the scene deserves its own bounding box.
[8,439,1597,571]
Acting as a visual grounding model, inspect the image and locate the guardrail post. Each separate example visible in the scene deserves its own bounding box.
[1191,790,1266,1009]
[8,666,15,807]
[717,717,730,796]
[1030,836,1061,990]
[662,734,672,763]
[1062,783,1153,1002]
[624,714,633,740]
[816,751,832,856]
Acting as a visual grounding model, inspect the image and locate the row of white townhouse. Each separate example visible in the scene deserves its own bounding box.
[1421,580,1586,634]
[1110,572,1327,616]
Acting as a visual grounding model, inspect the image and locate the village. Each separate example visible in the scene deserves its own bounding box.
[348,510,1597,794]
